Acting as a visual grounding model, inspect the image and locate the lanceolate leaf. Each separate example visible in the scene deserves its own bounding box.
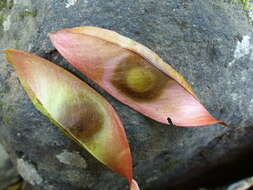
[49,26,226,127]
[4,49,139,190]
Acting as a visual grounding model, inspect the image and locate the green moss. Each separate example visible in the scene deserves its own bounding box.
[2,105,15,124]
[8,0,14,9]
[0,101,4,107]
[0,15,3,26]
[0,0,7,11]
[0,14,4,37]
[3,115,12,124]
[230,0,252,9]
[0,0,14,11]
[0,90,8,94]
[19,9,37,19]
[240,0,250,8]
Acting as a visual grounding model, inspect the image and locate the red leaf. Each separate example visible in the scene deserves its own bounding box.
[49,26,226,127]
[4,49,139,189]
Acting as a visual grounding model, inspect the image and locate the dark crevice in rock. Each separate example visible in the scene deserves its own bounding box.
[40,49,58,60]
[15,150,25,159]
[154,126,253,190]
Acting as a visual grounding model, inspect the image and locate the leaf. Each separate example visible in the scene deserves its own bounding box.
[49,26,226,127]
[4,181,23,190]
[4,49,139,190]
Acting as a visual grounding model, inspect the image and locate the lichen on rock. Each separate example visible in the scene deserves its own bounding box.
[16,159,43,186]
[56,150,87,169]
[0,144,20,190]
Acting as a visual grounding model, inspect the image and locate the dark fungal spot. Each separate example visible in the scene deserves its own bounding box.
[60,100,104,141]
[110,54,168,102]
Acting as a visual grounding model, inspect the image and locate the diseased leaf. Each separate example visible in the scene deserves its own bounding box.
[131,179,140,190]
[4,49,139,190]
[49,26,226,127]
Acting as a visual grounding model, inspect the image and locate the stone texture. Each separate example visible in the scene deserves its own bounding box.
[56,150,87,169]
[0,144,20,190]
[0,0,253,190]
[163,125,253,190]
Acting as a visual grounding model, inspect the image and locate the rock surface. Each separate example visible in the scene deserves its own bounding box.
[163,125,253,190]
[0,0,253,190]
[0,144,20,190]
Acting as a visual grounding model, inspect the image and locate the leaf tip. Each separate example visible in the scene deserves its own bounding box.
[48,32,55,38]
[130,179,140,190]
[218,120,228,127]
[3,49,15,65]
[48,31,65,48]
[48,32,57,42]
[3,49,13,55]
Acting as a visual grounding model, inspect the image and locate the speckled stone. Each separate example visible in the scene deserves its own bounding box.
[0,0,253,190]
[0,144,20,190]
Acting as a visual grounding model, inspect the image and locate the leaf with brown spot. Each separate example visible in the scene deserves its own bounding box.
[4,49,139,190]
[49,26,226,127]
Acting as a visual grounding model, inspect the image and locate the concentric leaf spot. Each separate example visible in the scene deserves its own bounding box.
[110,54,168,101]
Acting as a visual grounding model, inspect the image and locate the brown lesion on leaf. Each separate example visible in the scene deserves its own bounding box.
[61,100,104,141]
[110,54,169,102]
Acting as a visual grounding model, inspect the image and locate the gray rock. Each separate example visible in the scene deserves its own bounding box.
[163,125,253,189]
[0,144,20,190]
[0,0,253,190]
[56,150,87,169]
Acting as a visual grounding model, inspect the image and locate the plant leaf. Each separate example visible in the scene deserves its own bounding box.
[4,49,139,189]
[49,26,226,127]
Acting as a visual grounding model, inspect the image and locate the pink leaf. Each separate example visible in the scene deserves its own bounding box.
[49,26,226,127]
